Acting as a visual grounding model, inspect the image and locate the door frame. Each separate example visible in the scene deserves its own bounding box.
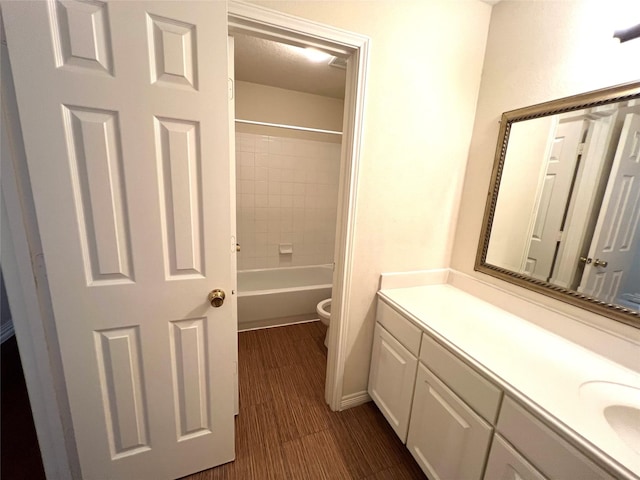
[1,2,369,477]
[227,2,369,412]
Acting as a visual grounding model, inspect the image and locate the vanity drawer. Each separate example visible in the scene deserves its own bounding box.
[376,299,421,356]
[498,397,615,480]
[419,333,502,423]
[484,434,547,480]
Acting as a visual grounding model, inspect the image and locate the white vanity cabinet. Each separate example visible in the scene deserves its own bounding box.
[370,293,633,480]
[494,397,615,480]
[370,298,501,479]
[406,332,502,480]
[368,300,422,442]
[407,362,493,480]
[483,398,615,480]
[484,434,547,480]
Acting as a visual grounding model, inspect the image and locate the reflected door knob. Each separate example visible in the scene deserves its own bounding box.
[208,289,226,307]
[594,259,608,268]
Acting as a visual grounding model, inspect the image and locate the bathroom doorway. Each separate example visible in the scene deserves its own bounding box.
[233,32,345,325]
[228,3,369,410]
[231,31,345,398]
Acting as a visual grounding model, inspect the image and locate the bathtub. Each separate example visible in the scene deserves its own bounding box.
[237,265,333,330]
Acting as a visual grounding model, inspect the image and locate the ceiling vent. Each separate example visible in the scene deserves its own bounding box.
[329,56,347,70]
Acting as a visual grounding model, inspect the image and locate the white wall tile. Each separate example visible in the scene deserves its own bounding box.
[235,133,341,270]
[238,166,254,180]
[255,220,268,233]
[255,136,269,153]
[281,169,294,182]
[237,151,254,166]
[268,168,282,182]
[255,195,268,208]
[255,181,268,195]
[268,195,281,208]
[281,195,293,208]
[255,167,269,182]
[255,153,269,167]
[294,169,306,184]
[281,182,294,195]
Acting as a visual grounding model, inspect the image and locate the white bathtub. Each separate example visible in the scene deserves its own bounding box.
[237,265,333,330]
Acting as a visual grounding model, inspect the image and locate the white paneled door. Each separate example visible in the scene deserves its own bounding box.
[525,120,583,281]
[2,1,235,479]
[580,113,640,302]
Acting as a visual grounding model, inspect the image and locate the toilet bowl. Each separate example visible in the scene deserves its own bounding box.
[316,298,331,346]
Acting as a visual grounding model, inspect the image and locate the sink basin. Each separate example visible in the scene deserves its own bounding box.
[580,381,640,455]
[604,405,640,454]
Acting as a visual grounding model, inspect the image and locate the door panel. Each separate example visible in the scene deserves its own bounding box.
[526,121,583,281]
[155,117,205,278]
[2,1,235,478]
[64,106,134,284]
[95,326,150,458]
[581,113,640,301]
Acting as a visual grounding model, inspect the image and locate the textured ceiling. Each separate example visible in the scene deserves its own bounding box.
[233,34,347,100]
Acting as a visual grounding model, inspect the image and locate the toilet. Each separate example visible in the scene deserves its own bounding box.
[316,298,331,347]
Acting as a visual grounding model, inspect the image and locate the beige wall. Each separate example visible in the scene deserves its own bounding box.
[235,81,344,143]
[452,0,640,336]
[250,0,492,397]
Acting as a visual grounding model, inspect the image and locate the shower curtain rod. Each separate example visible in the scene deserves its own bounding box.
[235,118,343,136]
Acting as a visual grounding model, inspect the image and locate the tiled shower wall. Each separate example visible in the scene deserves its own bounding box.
[235,132,341,270]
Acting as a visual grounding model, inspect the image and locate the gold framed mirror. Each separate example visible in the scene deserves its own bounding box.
[475,81,640,328]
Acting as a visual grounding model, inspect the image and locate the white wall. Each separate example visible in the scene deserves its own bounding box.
[250,0,492,396]
[235,81,344,143]
[452,0,640,339]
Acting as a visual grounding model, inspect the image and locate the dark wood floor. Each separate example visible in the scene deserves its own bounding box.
[183,321,425,480]
[2,322,425,480]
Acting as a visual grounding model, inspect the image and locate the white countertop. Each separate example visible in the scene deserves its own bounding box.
[378,284,640,479]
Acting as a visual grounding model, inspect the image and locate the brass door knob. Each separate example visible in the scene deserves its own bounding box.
[208,289,225,307]
[579,256,592,264]
[594,259,608,268]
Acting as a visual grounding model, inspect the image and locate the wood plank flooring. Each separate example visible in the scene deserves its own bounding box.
[182,321,425,480]
[2,321,424,479]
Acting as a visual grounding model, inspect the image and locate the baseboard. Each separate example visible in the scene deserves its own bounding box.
[1,319,15,344]
[238,314,318,332]
[339,390,371,410]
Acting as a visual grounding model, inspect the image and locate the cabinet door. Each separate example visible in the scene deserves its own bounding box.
[484,435,548,480]
[407,363,493,480]
[498,397,615,480]
[368,323,418,442]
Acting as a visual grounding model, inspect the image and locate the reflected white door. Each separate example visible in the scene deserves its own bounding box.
[525,121,583,281]
[580,113,640,302]
[2,1,235,479]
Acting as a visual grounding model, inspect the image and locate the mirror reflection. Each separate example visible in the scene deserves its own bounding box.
[486,98,640,314]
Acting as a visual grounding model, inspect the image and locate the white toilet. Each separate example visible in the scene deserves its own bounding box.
[316,298,331,347]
